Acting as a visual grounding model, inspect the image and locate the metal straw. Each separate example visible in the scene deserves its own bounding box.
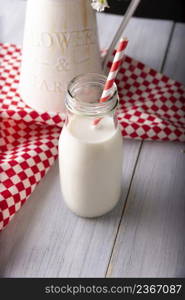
[102,0,141,73]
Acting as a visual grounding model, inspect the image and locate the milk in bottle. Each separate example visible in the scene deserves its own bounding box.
[59,73,123,217]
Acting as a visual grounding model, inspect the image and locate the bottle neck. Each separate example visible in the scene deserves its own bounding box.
[65,73,118,118]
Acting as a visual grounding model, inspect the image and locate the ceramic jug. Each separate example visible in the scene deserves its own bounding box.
[19,0,102,112]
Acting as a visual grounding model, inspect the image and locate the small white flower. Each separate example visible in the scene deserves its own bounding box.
[91,0,109,12]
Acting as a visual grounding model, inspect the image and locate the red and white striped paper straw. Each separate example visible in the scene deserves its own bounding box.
[100,37,128,103]
[93,37,128,126]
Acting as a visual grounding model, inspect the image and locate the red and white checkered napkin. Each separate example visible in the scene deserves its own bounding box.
[0,43,185,231]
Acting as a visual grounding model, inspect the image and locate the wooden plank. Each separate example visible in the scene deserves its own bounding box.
[108,22,185,277]
[0,5,173,277]
[97,14,173,71]
[0,0,26,45]
[163,23,185,85]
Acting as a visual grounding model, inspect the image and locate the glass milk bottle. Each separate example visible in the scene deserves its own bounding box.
[19,0,102,113]
[59,73,123,217]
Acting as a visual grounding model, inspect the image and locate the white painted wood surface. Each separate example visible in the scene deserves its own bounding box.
[108,22,185,277]
[0,0,26,45]
[0,0,184,277]
[163,23,185,85]
[108,142,185,277]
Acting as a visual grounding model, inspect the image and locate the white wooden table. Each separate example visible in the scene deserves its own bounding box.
[0,0,185,278]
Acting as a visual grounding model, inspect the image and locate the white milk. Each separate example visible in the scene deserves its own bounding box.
[59,116,123,217]
[19,0,102,112]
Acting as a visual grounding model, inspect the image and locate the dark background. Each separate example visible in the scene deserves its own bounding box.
[104,0,185,22]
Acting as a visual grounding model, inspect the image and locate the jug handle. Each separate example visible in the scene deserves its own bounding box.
[102,0,141,73]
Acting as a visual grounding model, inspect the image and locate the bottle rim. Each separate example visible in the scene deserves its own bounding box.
[66,73,118,117]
